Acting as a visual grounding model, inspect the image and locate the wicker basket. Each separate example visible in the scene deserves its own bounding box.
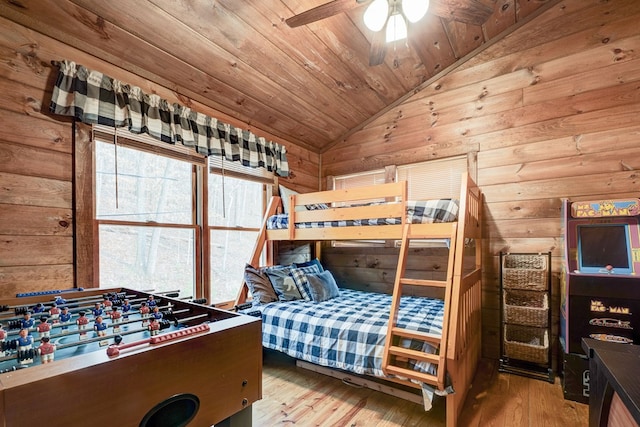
[504,289,549,327]
[504,324,549,364]
[502,254,548,291]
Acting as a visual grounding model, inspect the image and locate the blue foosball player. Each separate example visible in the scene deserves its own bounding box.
[59,307,71,330]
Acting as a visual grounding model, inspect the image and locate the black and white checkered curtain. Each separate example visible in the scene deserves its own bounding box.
[49,60,289,177]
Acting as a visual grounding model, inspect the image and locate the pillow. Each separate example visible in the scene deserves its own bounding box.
[306,270,340,303]
[244,264,278,304]
[290,264,323,301]
[266,267,302,301]
[278,185,306,215]
[293,258,324,272]
[279,185,330,213]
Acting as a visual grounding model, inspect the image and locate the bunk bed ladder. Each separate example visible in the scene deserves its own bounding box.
[381,221,458,391]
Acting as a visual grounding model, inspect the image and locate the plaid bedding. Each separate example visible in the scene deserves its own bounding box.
[267,199,459,229]
[261,288,444,379]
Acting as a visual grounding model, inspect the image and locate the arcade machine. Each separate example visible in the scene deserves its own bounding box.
[560,198,640,403]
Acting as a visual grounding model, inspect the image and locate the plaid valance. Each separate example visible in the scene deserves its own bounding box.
[49,60,289,177]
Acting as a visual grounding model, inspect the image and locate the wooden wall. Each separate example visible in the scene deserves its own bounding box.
[0,16,319,299]
[322,0,640,361]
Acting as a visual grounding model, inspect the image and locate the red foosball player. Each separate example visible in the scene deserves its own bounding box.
[148,318,160,336]
[94,316,108,337]
[0,323,6,357]
[37,316,51,338]
[49,303,61,323]
[38,336,55,364]
[110,306,122,324]
[102,297,113,311]
[139,302,150,327]
[77,311,89,339]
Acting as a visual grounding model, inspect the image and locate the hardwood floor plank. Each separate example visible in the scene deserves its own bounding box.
[255,351,588,427]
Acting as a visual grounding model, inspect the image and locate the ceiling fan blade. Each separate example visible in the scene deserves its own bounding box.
[286,0,366,28]
[368,28,387,66]
[429,0,494,26]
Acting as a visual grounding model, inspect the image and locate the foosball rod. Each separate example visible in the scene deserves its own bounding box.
[106,323,210,356]
[0,290,181,315]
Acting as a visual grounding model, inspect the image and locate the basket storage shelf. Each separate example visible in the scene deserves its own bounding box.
[504,324,549,364]
[502,254,548,291]
[503,289,549,327]
[499,252,553,382]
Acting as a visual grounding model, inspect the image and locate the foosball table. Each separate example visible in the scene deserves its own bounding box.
[0,287,262,427]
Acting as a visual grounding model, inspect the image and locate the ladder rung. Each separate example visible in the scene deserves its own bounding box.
[388,345,440,364]
[399,278,447,288]
[384,365,439,386]
[390,327,442,345]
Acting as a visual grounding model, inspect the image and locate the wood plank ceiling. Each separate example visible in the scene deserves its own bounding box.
[0,0,554,153]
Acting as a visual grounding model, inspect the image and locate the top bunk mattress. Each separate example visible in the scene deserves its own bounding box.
[267,199,459,230]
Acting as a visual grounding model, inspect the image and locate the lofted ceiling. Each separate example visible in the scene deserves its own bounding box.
[0,0,554,153]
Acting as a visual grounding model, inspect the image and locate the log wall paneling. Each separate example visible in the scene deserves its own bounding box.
[322,0,640,361]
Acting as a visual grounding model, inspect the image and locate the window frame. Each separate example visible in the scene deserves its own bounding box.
[74,122,274,305]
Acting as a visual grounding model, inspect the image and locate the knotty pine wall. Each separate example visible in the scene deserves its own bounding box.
[322,0,640,362]
[0,16,319,299]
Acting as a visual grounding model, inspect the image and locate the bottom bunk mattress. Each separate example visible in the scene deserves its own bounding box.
[260,288,445,407]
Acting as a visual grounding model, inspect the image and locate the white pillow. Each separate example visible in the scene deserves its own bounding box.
[279,185,306,215]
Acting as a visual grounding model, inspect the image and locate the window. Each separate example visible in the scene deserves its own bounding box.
[90,126,273,305]
[95,137,199,299]
[331,157,468,247]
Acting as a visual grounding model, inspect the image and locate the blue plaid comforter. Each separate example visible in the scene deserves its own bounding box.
[261,288,444,378]
[267,199,459,229]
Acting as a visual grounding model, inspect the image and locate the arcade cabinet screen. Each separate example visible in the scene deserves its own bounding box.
[577,224,632,274]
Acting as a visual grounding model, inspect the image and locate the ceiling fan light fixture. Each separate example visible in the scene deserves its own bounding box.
[386,12,408,43]
[401,0,430,23]
[363,0,389,32]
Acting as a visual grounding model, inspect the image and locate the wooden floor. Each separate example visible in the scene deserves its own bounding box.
[253,350,588,426]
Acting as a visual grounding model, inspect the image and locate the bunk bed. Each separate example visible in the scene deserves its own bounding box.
[235,173,483,427]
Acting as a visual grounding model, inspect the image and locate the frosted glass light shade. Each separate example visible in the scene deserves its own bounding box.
[364,0,389,32]
[386,13,407,42]
[402,0,429,23]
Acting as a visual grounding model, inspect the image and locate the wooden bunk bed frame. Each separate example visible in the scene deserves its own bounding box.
[235,172,483,427]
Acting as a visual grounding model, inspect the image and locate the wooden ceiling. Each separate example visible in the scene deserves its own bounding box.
[1,0,554,153]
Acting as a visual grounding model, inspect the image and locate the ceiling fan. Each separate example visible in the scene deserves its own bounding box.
[285,0,494,66]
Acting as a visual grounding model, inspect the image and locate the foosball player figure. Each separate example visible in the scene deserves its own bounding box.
[110,306,122,333]
[49,302,61,323]
[92,302,103,318]
[37,316,51,338]
[17,328,34,364]
[21,311,35,330]
[139,302,150,327]
[38,336,55,364]
[121,299,132,319]
[0,323,6,357]
[77,311,89,339]
[102,297,113,312]
[59,306,72,330]
[148,317,160,336]
[147,295,157,309]
[151,306,163,321]
[54,296,66,306]
[94,316,108,337]
[32,303,46,314]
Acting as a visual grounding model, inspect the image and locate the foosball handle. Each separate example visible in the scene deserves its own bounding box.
[106,323,210,357]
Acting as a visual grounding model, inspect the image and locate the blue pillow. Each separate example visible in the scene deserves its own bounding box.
[293,258,324,272]
[290,265,322,301]
[266,267,302,301]
[306,270,340,303]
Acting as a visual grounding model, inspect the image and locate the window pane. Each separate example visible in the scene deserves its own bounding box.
[397,157,467,199]
[208,174,263,228]
[99,225,195,299]
[210,229,258,303]
[96,141,193,224]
